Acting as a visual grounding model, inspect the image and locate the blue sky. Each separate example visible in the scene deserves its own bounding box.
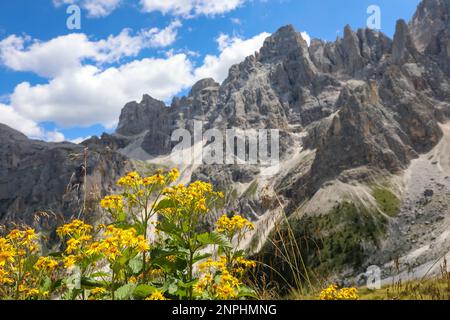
[0,0,421,142]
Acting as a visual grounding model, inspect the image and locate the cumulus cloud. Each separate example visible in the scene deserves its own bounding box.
[53,0,122,18]
[140,0,246,18]
[0,103,67,142]
[143,20,182,48]
[45,130,66,142]
[194,32,270,82]
[10,54,195,128]
[0,22,182,78]
[53,0,246,19]
[0,103,44,137]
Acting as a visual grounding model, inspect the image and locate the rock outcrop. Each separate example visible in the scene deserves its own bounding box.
[0,124,132,228]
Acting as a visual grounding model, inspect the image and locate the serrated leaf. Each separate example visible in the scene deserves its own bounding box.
[197,232,232,248]
[129,257,143,274]
[115,283,136,300]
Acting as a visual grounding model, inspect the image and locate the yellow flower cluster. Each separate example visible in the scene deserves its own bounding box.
[215,215,254,234]
[87,226,149,261]
[0,266,13,285]
[56,219,93,238]
[163,181,223,215]
[6,229,39,252]
[198,256,227,273]
[145,290,167,300]
[117,171,142,188]
[91,287,107,296]
[117,169,179,189]
[18,285,40,299]
[319,284,359,300]
[0,229,39,272]
[195,254,256,300]
[194,269,241,300]
[100,195,124,210]
[34,256,59,272]
[0,229,57,299]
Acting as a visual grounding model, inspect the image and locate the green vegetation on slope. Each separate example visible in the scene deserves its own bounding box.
[372,186,401,217]
[257,201,389,294]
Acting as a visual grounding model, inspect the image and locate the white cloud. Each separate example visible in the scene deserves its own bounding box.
[0,103,68,142]
[301,31,311,47]
[0,103,44,137]
[0,33,95,78]
[140,0,246,18]
[53,0,122,18]
[143,20,182,48]
[46,130,66,142]
[0,29,271,139]
[230,18,241,25]
[0,22,182,78]
[70,136,91,144]
[195,32,270,83]
[9,54,194,128]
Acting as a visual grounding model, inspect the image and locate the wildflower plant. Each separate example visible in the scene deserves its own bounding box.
[193,215,257,300]
[0,168,259,301]
[319,284,359,300]
[0,229,60,300]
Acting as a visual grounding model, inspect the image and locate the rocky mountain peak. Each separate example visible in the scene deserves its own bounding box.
[0,123,29,142]
[189,78,220,97]
[116,94,166,136]
[410,0,450,52]
[259,24,309,62]
[393,19,419,64]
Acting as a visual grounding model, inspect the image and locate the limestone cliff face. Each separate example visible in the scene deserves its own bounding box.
[0,124,132,228]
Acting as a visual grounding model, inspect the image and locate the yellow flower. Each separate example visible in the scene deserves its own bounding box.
[129,276,137,284]
[100,195,124,210]
[215,215,254,235]
[194,273,213,294]
[235,257,256,269]
[168,168,180,182]
[57,220,93,238]
[34,256,59,272]
[63,255,78,268]
[0,268,14,285]
[146,290,167,300]
[319,284,359,300]
[117,171,142,187]
[91,287,107,296]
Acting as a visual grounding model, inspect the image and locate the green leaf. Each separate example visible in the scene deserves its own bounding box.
[238,286,258,299]
[90,271,110,279]
[81,277,105,288]
[154,198,176,212]
[197,232,232,248]
[115,283,137,300]
[133,284,157,300]
[193,253,212,264]
[168,282,178,295]
[40,276,52,293]
[129,257,143,274]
